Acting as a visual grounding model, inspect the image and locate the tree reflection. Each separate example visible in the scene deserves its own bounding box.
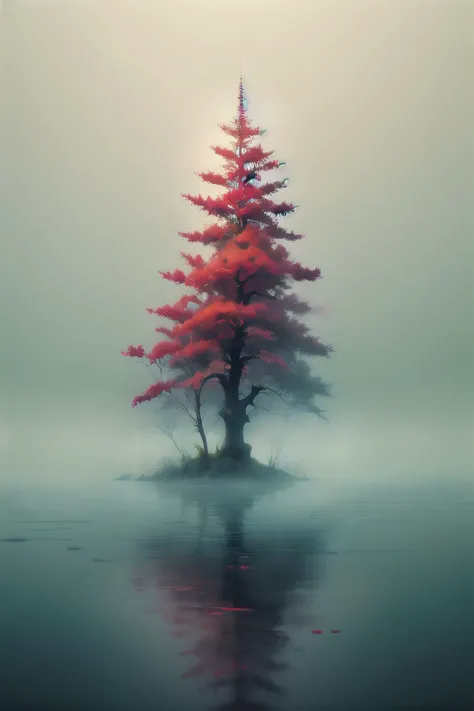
[132,481,324,710]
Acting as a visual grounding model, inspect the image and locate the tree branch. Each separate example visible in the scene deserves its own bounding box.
[243,289,277,305]
[235,267,278,305]
[240,383,298,413]
[197,372,228,398]
[145,361,198,423]
[240,385,267,410]
[156,419,187,458]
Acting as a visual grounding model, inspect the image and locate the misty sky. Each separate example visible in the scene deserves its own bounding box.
[1,0,473,482]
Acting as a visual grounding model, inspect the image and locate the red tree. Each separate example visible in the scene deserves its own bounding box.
[123,78,331,462]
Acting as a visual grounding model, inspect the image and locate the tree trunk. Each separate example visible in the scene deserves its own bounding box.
[221,418,251,461]
[219,394,251,462]
[218,324,252,462]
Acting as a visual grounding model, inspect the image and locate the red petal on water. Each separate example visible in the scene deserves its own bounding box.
[240,565,252,570]
[312,629,323,634]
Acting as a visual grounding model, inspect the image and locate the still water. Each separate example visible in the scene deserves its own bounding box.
[0,475,472,710]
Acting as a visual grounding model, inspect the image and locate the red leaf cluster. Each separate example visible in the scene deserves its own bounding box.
[132,379,176,407]
[169,339,220,366]
[147,340,181,363]
[160,269,187,284]
[121,345,145,358]
[173,300,267,336]
[147,294,201,323]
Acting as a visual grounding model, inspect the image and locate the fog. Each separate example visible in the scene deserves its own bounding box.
[1,0,473,486]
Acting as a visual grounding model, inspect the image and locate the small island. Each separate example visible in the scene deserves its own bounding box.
[135,451,306,484]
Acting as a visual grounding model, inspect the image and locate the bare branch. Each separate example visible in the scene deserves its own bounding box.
[239,383,300,413]
[197,372,228,397]
[156,418,187,458]
[240,385,267,409]
[259,386,284,399]
[247,403,272,415]
[240,354,257,365]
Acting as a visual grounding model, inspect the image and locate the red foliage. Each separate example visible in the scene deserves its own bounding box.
[291,263,322,282]
[178,223,236,245]
[218,122,260,139]
[160,268,187,284]
[176,371,208,390]
[172,300,267,336]
[132,379,176,407]
[210,145,236,163]
[121,344,145,358]
[155,326,175,338]
[123,78,330,416]
[176,366,219,391]
[180,253,205,270]
[169,339,220,365]
[196,171,229,187]
[147,294,201,323]
[147,340,181,363]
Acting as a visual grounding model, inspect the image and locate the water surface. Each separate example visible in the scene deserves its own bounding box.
[0,475,472,710]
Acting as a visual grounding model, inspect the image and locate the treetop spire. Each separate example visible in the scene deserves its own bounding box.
[238,74,246,115]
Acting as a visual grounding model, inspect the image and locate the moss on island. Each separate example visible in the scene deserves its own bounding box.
[132,451,307,484]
